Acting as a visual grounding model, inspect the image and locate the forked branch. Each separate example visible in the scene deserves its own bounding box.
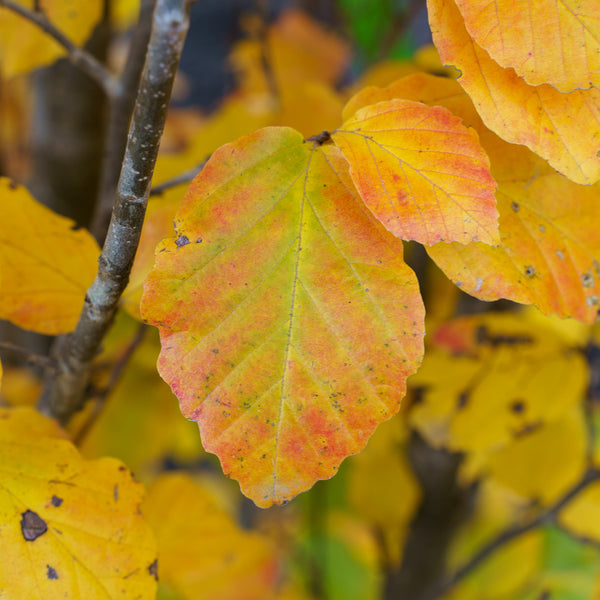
[39,0,191,423]
[0,0,117,96]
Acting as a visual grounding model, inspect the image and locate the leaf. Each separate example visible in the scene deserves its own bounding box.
[363,72,600,323]
[332,98,499,245]
[143,473,278,600]
[0,0,103,78]
[141,126,425,507]
[559,482,600,544]
[0,407,157,599]
[487,407,587,504]
[409,313,588,454]
[454,0,600,93]
[427,0,600,185]
[0,178,100,334]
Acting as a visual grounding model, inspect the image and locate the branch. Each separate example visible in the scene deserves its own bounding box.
[39,0,191,424]
[90,0,158,243]
[426,467,600,600]
[0,341,56,371]
[0,0,117,96]
[149,160,207,196]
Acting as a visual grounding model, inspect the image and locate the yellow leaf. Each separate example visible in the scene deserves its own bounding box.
[487,407,587,504]
[0,178,99,334]
[455,0,600,93]
[143,473,279,600]
[0,407,157,599]
[427,0,600,184]
[559,481,600,543]
[0,0,103,78]
[409,313,588,455]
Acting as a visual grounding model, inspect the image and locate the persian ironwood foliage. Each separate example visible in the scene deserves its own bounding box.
[2,0,600,599]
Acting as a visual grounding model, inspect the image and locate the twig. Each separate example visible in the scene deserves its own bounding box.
[90,0,158,243]
[73,323,147,446]
[0,341,56,371]
[39,0,191,424]
[0,0,118,97]
[254,0,280,104]
[149,160,207,196]
[426,467,600,600]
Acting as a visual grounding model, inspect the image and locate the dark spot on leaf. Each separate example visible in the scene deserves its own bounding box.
[511,201,519,212]
[212,348,219,354]
[196,237,202,243]
[8,181,18,190]
[306,130,331,145]
[514,421,542,438]
[525,265,536,278]
[510,400,526,413]
[148,559,158,581]
[175,235,190,248]
[51,495,63,507]
[457,391,469,409]
[21,510,48,541]
[46,565,58,580]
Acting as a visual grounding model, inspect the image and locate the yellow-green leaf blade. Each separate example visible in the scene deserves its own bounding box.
[332,99,498,246]
[141,127,425,507]
[0,178,100,334]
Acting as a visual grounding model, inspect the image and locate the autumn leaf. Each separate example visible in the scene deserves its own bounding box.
[141,126,425,507]
[356,72,600,322]
[454,0,600,93]
[409,313,588,454]
[143,473,278,600]
[332,97,499,245]
[427,0,600,185]
[0,177,100,334]
[0,0,103,78]
[0,407,157,599]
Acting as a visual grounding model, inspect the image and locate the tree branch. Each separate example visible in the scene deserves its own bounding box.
[90,0,158,243]
[0,0,117,96]
[149,160,206,196]
[39,0,191,424]
[0,341,56,371]
[426,467,600,600]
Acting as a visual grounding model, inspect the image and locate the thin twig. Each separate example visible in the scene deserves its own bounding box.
[73,323,147,446]
[149,160,207,196]
[39,0,191,424]
[426,467,600,600]
[255,0,280,104]
[0,341,56,371]
[91,0,158,243]
[0,0,118,96]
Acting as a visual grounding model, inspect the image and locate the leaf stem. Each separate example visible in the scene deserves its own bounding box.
[0,341,56,371]
[426,467,600,600]
[0,0,118,97]
[38,0,191,424]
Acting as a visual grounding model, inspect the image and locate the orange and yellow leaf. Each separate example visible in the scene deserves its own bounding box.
[427,0,600,185]
[0,407,157,599]
[141,127,425,507]
[454,0,600,93]
[332,98,498,245]
[0,178,99,334]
